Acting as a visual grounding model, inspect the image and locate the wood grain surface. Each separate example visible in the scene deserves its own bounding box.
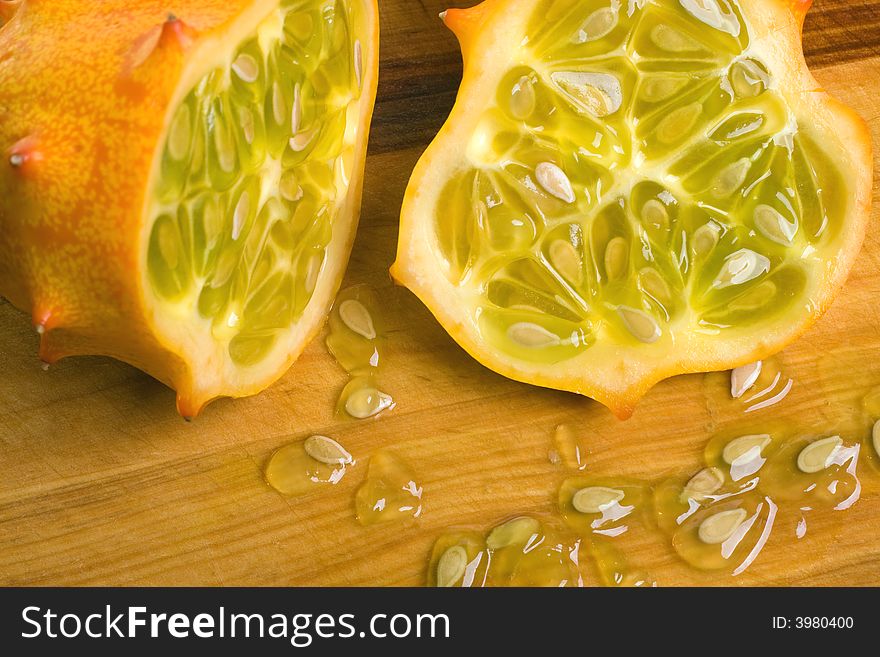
[1,0,879,586]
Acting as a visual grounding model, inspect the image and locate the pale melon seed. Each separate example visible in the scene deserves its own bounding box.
[304,434,352,465]
[683,467,724,502]
[508,322,561,348]
[729,281,776,312]
[551,71,622,117]
[486,517,541,550]
[548,239,582,283]
[640,76,688,102]
[232,191,249,240]
[272,81,286,125]
[345,386,393,419]
[681,0,741,36]
[437,546,468,587]
[167,104,191,161]
[510,75,536,120]
[535,162,575,203]
[240,107,255,145]
[214,123,236,173]
[692,222,721,257]
[339,299,376,339]
[722,434,770,466]
[574,7,617,43]
[618,306,661,344]
[730,361,762,399]
[641,199,669,230]
[280,171,303,202]
[650,24,702,52]
[354,39,363,89]
[572,486,625,514]
[797,436,842,474]
[157,220,179,269]
[873,420,880,458]
[290,129,316,152]
[712,248,770,289]
[639,268,671,303]
[291,83,302,134]
[754,204,797,245]
[304,252,322,294]
[656,102,702,144]
[604,236,628,281]
[712,158,750,198]
[698,508,748,545]
[212,249,238,287]
[232,53,259,83]
[730,59,768,98]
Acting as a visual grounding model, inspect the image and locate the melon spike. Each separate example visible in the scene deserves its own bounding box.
[0,1,21,24]
[125,15,198,75]
[176,391,204,422]
[158,15,198,51]
[442,1,500,53]
[789,0,812,29]
[7,136,43,174]
[32,306,59,334]
[790,0,813,15]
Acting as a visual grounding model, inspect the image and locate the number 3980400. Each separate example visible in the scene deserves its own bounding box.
[795,617,854,629]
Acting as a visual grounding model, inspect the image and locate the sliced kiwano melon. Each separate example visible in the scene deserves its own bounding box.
[392,0,872,419]
[0,0,378,416]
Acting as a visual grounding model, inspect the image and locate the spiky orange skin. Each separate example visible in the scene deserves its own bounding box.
[0,1,379,417]
[0,1,242,413]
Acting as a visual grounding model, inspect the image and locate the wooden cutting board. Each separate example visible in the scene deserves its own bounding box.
[1,0,878,586]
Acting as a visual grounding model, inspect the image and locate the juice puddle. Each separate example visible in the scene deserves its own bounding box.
[326,285,395,420]
[425,359,880,586]
[355,450,423,525]
[428,516,587,587]
[548,424,587,470]
[265,434,355,496]
[337,375,395,419]
[558,477,661,586]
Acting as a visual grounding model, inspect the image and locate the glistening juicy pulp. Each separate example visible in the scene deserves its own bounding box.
[427,1,846,365]
[147,0,364,368]
[391,0,872,418]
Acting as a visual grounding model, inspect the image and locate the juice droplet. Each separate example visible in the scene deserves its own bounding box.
[355,451,423,525]
[427,517,586,587]
[338,376,395,419]
[551,424,586,470]
[265,436,353,496]
[671,496,777,575]
[326,285,384,375]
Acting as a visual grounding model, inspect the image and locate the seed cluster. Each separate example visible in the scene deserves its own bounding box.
[432,0,843,363]
[147,0,363,366]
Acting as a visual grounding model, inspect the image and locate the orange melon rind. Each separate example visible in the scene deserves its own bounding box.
[0,0,379,417]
